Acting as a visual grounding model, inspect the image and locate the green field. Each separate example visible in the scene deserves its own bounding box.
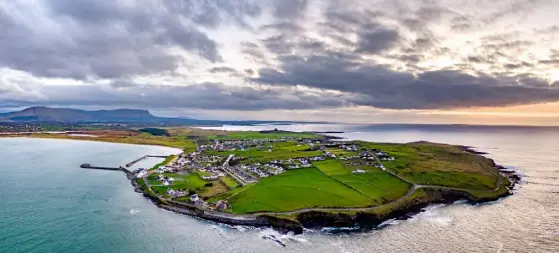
[220,176,241,189]
[148,172,208,195]
[148,155,176,171]
[324,148,359,157]
[203,141,323,163]
[313,160,349,176]
[356,141,502,190]
[17,126,511,215]
[312,159,411,203]
[209,131,322,140]
[228,168,375,213]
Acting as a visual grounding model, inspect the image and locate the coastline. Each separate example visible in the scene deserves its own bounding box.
[130,162,519,234]
[2,134,520,234]
[0,134,186,152]
[129,152,519,234]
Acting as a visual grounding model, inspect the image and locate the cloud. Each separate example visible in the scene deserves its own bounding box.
[0,0,222,80]
[1,0,559,119]
[356,28,400,54]
[209,66,237,73]
[0,79,360,111]
[253,54,559,109]
[272,0,309,19]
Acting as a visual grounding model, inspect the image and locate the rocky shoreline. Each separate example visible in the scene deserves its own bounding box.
[130,158,520,234]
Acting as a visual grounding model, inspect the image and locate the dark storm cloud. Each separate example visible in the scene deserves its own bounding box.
[1,82,355,111]
[2,0,559,113]
[0,0,261,80]
[252,54,559,109]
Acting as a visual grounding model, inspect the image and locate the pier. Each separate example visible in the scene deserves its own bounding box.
[125,155,170,167]
[81,154,169,177]
[80,163,133,175]
[126,155,149,167]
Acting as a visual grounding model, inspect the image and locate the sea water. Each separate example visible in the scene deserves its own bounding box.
[1,125,558,252]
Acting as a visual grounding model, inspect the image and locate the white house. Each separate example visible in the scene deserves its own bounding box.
[190,194,199,202]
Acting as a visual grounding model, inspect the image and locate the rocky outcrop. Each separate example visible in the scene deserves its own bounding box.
[295,185,516,231]
[130,159,519,234]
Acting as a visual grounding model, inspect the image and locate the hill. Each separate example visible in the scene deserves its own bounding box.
[0,107,159,122]
[0,107,308,126]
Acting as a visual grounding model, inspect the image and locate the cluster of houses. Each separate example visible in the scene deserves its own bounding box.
[340,144,358,152]
[135,168,148,178]
[235,165,260,181]
[133,135,400,214]
[157,174,175,186]
[199,167,225,180]
[186,194,231,211]
[199,140,249,152]
[215,199,231,211]
[240,163,287,178]
[189,194,207,207]
[198,139,286,152]
[244,166,269,178]
[167,188,188,198]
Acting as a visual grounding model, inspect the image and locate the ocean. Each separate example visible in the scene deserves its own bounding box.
[0,125,557,252]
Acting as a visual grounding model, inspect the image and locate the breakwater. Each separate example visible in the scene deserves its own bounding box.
[80,163,133,177]
[125,155,170,167]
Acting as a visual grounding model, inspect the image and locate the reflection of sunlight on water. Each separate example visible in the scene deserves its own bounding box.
[129,209,140,215]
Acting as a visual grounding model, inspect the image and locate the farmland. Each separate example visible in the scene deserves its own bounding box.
[7,127,513,225]
[356,141,503,190]
[228,168,375,213]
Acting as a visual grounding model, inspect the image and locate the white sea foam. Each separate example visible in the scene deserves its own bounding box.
[232,225,249,232]
[407,204,453,226]
[259,228,308,245]
[378,218,400,228]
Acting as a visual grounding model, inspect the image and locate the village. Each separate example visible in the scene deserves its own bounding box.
[135,136,397,212]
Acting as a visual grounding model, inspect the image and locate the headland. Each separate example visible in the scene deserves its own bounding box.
[1,127,519,234]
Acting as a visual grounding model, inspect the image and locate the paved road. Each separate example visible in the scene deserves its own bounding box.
[220,154,250,185]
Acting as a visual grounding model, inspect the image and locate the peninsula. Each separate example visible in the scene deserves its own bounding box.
[1,127,519,233]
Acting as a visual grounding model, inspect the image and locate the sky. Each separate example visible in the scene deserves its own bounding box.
[1,0,559,126]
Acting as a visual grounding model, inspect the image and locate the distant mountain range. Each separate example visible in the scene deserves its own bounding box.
[0,107,162,122]
[0,107,305,126]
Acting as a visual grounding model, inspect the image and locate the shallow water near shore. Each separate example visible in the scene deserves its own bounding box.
[1,125,558,253]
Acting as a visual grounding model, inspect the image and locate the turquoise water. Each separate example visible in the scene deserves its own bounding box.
[1,127,558,253]
[0,138,181,253]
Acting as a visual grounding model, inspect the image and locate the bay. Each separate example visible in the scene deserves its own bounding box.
[1,124,558,252]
